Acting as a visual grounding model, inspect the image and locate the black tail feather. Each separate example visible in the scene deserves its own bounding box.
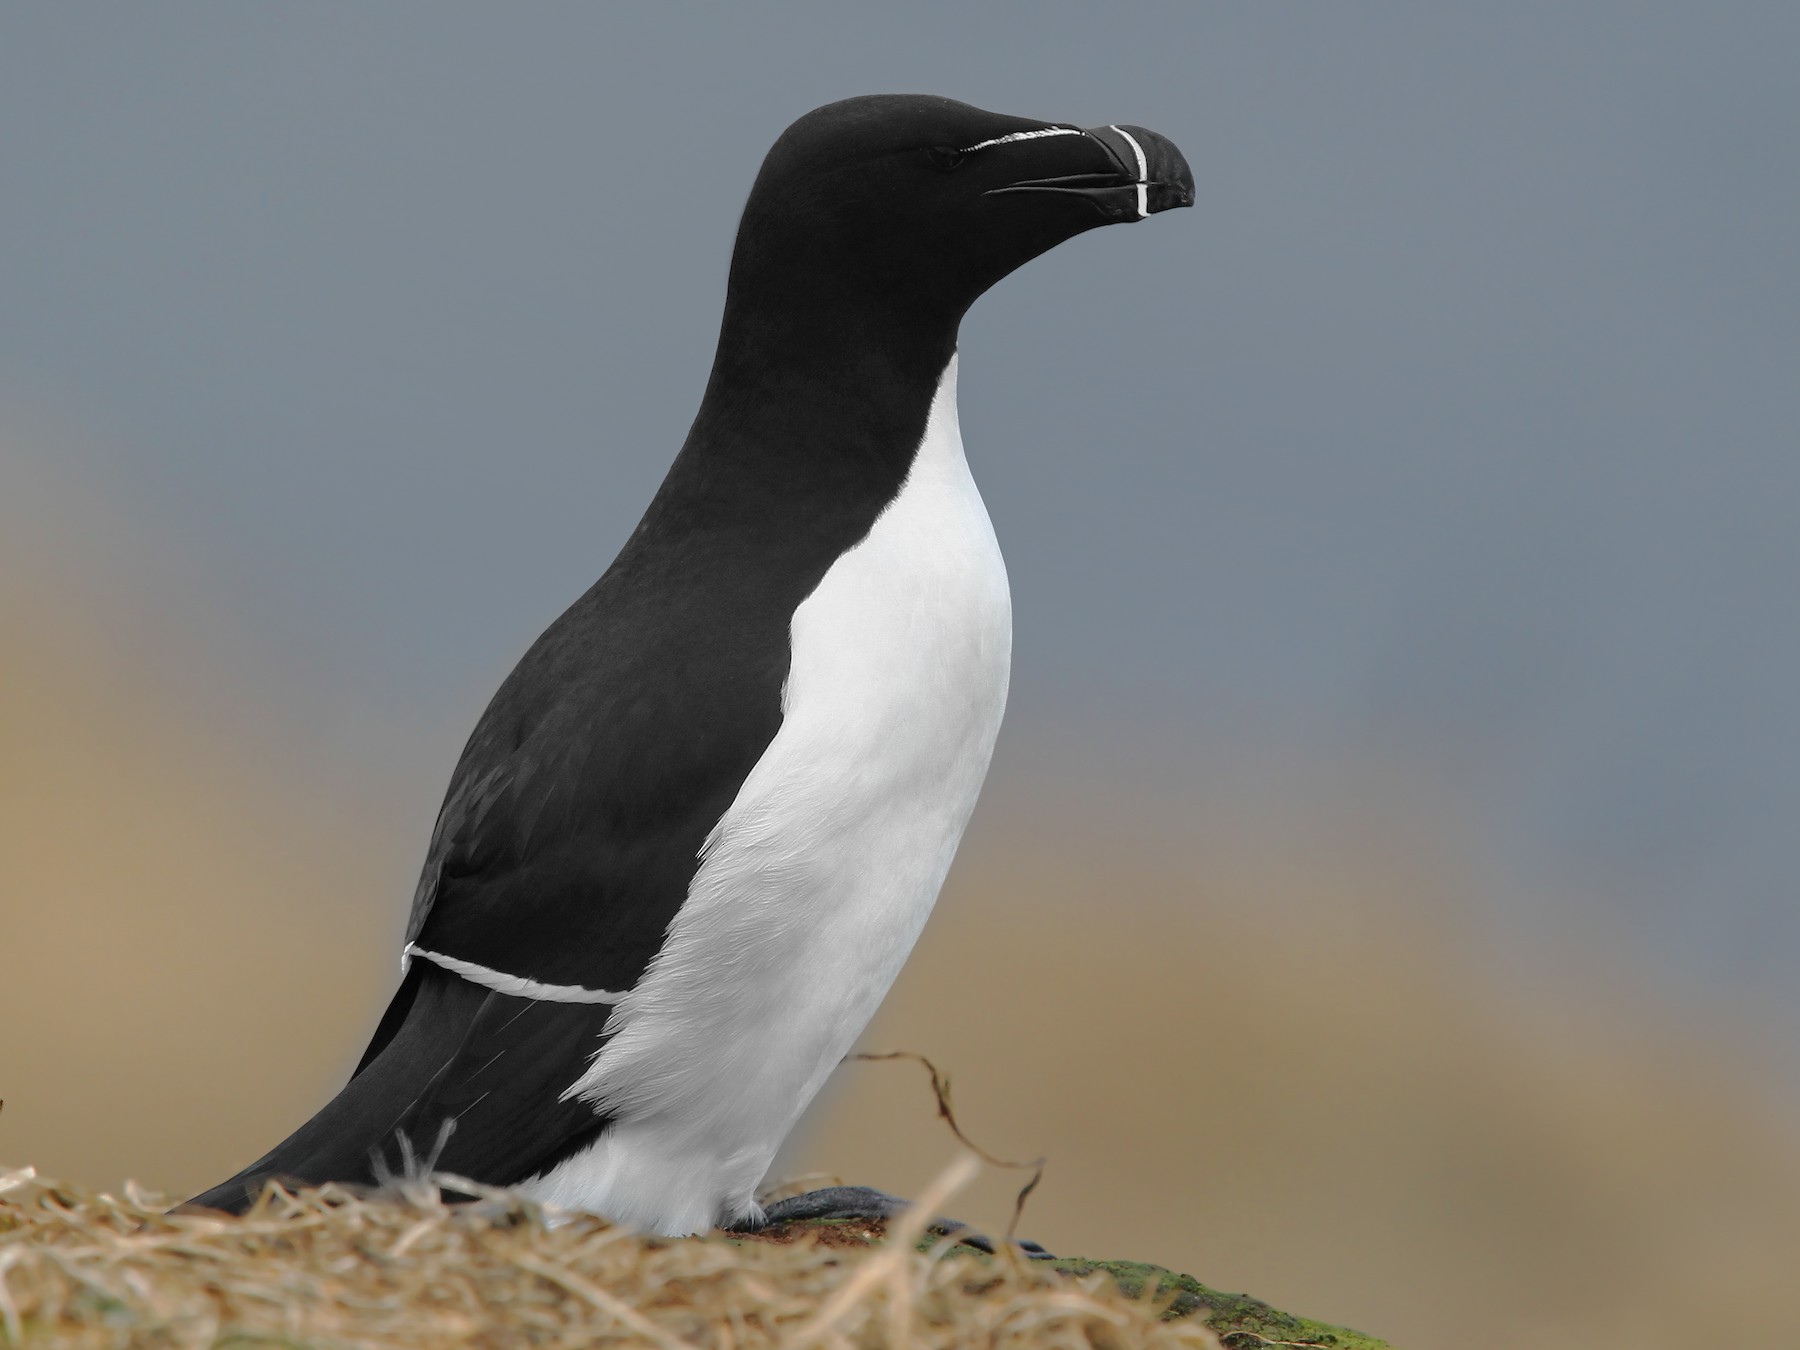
[189,965,611,1213]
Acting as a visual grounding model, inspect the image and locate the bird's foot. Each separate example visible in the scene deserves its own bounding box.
[730,1184,1054,1259]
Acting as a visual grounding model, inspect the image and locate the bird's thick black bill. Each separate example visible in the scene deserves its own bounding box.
[986,123,1194,222]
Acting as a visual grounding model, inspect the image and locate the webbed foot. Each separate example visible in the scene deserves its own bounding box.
[732,1184,1053,1259]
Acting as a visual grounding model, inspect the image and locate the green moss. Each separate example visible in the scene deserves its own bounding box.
[759,1218,1390,1347]
[1048,1258,1389,1347]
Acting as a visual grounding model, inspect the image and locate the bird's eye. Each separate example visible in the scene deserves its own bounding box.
[924,145,965,173]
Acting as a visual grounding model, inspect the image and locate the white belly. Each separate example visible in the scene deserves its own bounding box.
[518,355,1011,1234]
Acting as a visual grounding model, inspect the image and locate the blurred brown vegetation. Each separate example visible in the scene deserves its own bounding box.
[6,459,1800,1349]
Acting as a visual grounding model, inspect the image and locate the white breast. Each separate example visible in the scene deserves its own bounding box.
[517,355,1012,1234]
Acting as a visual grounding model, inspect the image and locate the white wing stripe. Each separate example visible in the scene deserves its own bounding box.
[404,943,624,1004]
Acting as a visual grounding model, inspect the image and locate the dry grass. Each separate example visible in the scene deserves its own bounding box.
[0,1160,1231,1350]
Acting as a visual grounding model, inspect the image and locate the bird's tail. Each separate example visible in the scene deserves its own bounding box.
[186,964,486,1213]
[188,962,614,1213]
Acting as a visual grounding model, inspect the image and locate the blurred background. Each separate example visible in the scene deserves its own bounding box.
[3,5,1798,1347]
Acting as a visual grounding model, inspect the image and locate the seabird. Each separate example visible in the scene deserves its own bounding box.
[192,94,1192,1236]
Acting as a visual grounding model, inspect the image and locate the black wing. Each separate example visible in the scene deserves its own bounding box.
[194,542,796,1209]
[394,554,792,995]
[191,399,920,1208]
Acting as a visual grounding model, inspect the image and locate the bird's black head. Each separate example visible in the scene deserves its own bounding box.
[722,94,1193,352]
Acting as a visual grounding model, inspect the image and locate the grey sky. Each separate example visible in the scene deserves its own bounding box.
[4,5,1798,1012]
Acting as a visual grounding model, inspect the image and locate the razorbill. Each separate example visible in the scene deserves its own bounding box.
[192,94,1192,1235]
